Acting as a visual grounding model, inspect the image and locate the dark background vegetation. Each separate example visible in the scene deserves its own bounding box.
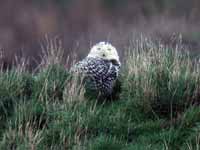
[0,0,200,67]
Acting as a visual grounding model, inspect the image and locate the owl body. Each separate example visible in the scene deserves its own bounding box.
[71,42,120,96]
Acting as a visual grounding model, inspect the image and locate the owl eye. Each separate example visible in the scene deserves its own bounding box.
[107,48,111,51]
[97,47,101,50]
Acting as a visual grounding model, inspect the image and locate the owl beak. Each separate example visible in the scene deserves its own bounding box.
[110,59,121,66]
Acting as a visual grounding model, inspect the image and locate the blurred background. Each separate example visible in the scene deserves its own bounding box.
[0,0,200,68]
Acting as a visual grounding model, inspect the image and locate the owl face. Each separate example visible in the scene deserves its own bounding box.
[87,42,120,65]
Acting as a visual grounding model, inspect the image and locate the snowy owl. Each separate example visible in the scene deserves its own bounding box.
[71,42,121,97]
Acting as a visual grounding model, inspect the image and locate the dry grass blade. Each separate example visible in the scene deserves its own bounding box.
[63,74,85,103]
[14,55,29,73]
[39,35,64,70]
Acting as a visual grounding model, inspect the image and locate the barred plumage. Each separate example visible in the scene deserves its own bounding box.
[71,42,121,96]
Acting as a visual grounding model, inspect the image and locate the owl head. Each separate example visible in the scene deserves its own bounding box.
[87,42,120,66]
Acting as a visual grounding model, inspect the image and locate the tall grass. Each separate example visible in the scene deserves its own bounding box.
[122,37,200,118]
[0,36,200,149]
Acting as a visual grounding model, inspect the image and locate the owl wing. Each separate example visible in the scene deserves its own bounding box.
[71,57,119,96]
[70,57,108,89]
[71,57,109,76]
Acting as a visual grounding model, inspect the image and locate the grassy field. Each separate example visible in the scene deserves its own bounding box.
[0,37,200,150]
